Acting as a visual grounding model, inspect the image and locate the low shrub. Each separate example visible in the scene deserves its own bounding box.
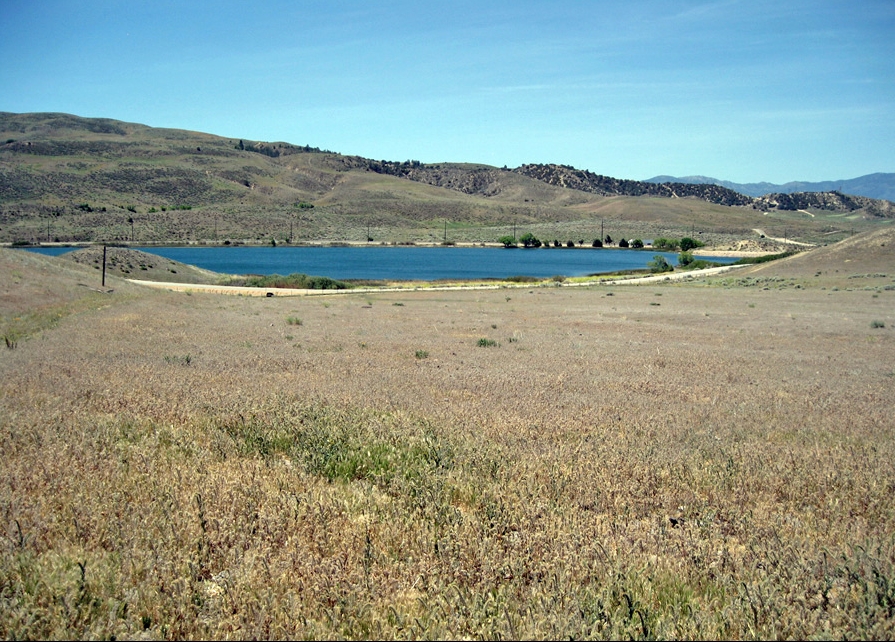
[505,275,538,283]
[734,251,799,265]
[236,273,351,290]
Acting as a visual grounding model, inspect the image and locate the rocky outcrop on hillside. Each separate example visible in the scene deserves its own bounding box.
[365,160,505,196]
[511,163,893,216]
[513,164,754,206]
[753,191,895,217]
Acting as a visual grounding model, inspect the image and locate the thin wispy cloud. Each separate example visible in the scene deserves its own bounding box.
[1,0,891,182]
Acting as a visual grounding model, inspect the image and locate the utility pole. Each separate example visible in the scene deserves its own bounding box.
[443,220,447,243]
[101,245,107,287]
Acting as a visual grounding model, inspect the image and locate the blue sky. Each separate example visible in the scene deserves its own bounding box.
[2,0,892,183]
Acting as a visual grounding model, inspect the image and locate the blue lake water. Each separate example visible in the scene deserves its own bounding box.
[21,245,737,281]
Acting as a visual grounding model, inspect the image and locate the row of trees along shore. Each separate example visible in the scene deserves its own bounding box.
[497,233,705,251]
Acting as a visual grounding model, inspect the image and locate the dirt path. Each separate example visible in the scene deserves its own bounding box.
[752,228,815,247]
[596,264,747,285]
[126,280,349,297]
[127,264,750,296]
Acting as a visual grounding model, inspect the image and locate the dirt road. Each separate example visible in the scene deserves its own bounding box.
[752,228,815,247]
[127,263,749,296]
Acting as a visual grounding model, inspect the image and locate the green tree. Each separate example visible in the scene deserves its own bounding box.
[498,235,517,248]
[648,255,673,273]
[652,237,678,251]
[631,239,644,249]
[618,238,629,248]
[680,237,703,251]
[678,251,694,266]
[519,232,541,248]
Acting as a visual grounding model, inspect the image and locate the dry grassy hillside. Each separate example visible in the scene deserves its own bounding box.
[738,225,895,284]
[1,237,894,639]
[3,112,890,247]
[59,247,225,284]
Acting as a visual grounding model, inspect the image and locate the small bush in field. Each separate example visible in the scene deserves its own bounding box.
[286,316,303,326]
[871,320,886,329]
[477,338,498,347]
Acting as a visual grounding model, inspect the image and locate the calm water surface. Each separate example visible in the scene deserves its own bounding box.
[22,245,736,280]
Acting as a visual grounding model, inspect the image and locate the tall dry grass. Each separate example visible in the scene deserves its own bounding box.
[1,263,894,639]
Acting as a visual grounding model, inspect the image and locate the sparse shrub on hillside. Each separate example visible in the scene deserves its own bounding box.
[163,354,192,366]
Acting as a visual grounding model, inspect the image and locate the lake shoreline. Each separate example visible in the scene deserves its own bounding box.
[7,239,768,257]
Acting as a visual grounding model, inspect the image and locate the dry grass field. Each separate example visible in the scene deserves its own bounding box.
[1,229,894,639]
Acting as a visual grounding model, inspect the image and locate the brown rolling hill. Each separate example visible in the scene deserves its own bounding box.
[738,225,895,287]
[2,112,892,247]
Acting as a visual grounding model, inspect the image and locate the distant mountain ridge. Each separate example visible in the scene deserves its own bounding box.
[517,164,893,216]
[644,173,895,202]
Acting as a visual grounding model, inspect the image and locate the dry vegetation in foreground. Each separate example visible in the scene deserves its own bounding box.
[1,235,894,639]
